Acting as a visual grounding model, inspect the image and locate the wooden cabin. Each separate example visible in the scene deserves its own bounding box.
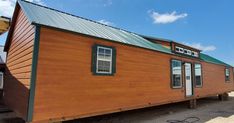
[0,16,10,35]
[3,0,234,122]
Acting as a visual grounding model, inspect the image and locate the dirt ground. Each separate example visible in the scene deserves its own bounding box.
[66,92,234,123]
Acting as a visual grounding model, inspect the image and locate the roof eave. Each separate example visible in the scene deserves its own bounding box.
[4,2,21,52]
[31,22,173,55]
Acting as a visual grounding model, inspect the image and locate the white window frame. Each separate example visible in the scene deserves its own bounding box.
[175,47,180,52]
[195,63,202,87]
[225,68,230,81]
[175,46,184,54]
[187,50,192,55]
[192,51,198,57]
[96,46,113,74]
[175,46,199,58]
[179,47,184,53]
[195,52,198,57]
[171,59,183,88]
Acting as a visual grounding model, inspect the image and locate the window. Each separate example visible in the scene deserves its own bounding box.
[175,47,180,52]
[225,68,230,81]
[0,72,3,89]
[97,46,112,73]
[171,60,182,88]
[179,48,184,53]
[187,50,192,55]
[175,46,184,54]
[192,51,198,57]
[174,45,199,58]
[92,45,116,75]
[195,64,202,87]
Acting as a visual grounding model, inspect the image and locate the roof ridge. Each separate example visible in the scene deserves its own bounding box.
[15,0,172,55]
[19,0,141,37]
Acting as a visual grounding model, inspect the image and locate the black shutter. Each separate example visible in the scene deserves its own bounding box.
[112,47,116,74]
[91,45,97,74]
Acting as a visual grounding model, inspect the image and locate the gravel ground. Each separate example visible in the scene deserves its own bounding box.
[66,92,234,123]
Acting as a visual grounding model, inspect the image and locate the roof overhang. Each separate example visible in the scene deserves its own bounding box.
[0,16,10,35]
[4,2,20,52]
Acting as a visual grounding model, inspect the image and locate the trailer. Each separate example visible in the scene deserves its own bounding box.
[3,0,234,122]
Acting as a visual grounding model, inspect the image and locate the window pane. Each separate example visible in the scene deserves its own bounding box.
[173,74,181,87]
[98,47,112,60]
[172,60,182,88]
[0,74,3,89]
[105,49,111,55]
[226,69,230,76]
[176,47,180,52]
[195,64,202,86]
[225,68,230,81]
[97,60,111,73]
[98,48,105,54]
[187,50,191,55]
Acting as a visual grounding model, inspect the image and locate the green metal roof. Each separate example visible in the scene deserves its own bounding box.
[200,53,231,67]
[17,0,171,54]
[5,0,231,67]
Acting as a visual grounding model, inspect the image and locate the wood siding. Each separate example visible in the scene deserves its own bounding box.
[32,27,234,122]
[3,8,34,120]
[33,27,184,122]
[195,62,234,97]
[146,39,171,49]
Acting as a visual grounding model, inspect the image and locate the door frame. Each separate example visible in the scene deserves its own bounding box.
[183,62,194,97]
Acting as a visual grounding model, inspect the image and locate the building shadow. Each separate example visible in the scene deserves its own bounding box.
[2,67,29,122]
[64,95,234,123]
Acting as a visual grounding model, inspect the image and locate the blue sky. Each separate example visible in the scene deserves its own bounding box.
[0,0,234,65]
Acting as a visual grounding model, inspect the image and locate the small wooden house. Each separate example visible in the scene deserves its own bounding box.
[3,0,234,122]
[0,16,10,35]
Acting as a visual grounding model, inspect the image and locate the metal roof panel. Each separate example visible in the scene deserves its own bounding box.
[16,0,232,67]
[18,0,172,54]
[200,53,231,67]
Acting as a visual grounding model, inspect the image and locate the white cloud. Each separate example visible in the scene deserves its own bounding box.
[184,42,216,52]
[26,0,45,5]
[0,0,15,17]
[97,19,114,26]
[149,10,188,24]
[103,0,112,7]
[0,0,45,18]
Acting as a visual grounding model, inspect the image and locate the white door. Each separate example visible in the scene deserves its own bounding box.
[185,63,193,97]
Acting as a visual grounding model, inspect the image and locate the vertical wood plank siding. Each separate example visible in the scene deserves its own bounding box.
[32,27,234,122]
[3,8,34,120]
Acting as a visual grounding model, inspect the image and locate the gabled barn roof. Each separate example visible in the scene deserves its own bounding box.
[4,0,232,67]
[17,0,171,54]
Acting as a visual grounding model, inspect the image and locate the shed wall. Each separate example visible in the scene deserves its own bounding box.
[4,8,34,120]
[195,62,234,97]
[32,27,234,122]
[33,27,184,122]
